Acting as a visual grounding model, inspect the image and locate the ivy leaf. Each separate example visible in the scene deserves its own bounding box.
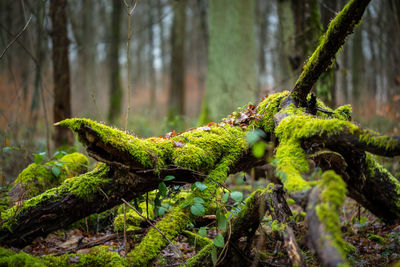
[230,191,243,202]
[222,192,229,203]
[156,206,167,216]
[211,247,217,265]
[54,162,64,168]
[181,201,191,208]
[163,175,175,181]
[190,203,205,216]
[213,234,225,248]
[252,141,267,158]
[158,182,167,197]
[53,151,67,159]
[246,129,266,145]
[52,166,61,177]
[193,197,205,204]
[194,182,207,191]
[199,227,207,237]
[217,211,227,232]
[34,152,46,164]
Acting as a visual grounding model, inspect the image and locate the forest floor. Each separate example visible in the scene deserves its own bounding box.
[5,167,399,267]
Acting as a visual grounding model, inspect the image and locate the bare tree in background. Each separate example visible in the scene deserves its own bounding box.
[50,0,73,147]
[108,0,123,123]
[167,0,187,127]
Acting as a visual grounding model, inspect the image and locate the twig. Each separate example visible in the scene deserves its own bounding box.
[123,203,127,256]
[53,228,146,256]
[0,15,32,60]
[121,198,183,258]
[123,0,138,129]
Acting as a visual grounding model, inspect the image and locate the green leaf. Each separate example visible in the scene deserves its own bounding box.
[230,191,243,202]
[158,182,167,197]
[193,197,205,204]
[199,227,207,237]
[181,201,191,208]
[53,151,66,159]
[2,146,19,153]
[252,141,267,158]
[194,181,207,191]
[213,234,225,248]
[217,211,227,232]
[54,162,64,168]
[34,152,46,164]
[211,246,217,265]
[156,206,167,216]
[222,192,229,203]
[52,166,61,177]
[163,175,175,181]
[190,203,205,216]
[246,129,266,145]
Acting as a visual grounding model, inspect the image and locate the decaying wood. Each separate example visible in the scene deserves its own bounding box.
[1,1,399,266]
[306,186,347,267]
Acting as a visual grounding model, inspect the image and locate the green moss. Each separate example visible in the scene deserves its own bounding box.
[12,153,89,198]
[315,170,354,262]
[1,164,111,231]
[127,209,190,266]
[0,245,127,267]
[184,243,214,267]
[365,153,400,209]
[182,230,212,250]
[255,91,290,133]
[359,130,398,151]
[0,246,46,266]
[114,201,154,231]
[367,234,385,244]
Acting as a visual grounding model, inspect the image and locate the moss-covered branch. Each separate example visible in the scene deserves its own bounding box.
[306,171,352,267]
[291,0,371,107]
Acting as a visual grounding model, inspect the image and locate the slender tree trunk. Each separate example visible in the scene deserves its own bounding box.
[108,0,123,123]
[351,26,364,104]
[167,0,187,123]
[200,0,256,123]
[50,0,73,148]
[148,0,157,110]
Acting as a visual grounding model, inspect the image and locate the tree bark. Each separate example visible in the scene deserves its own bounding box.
[107,0,123,123]
[50,0,73,147]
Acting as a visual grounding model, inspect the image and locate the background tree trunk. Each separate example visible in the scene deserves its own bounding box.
[200,0,256,123]
[167,0,187,126]
[50,0,73,148]
[107,0,123,123]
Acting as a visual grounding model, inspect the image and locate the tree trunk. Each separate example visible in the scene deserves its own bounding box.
[50,0,73,148]
[167,0,187,125]
[200,0,257,123]
[108,0,123,123]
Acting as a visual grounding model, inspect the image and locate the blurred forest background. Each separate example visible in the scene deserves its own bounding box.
[0,0,399,181]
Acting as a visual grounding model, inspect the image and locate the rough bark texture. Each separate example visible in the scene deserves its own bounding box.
[108,0,123,123]
[50,0,73,147]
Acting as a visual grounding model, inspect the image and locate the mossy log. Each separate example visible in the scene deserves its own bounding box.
[1,0,400,265]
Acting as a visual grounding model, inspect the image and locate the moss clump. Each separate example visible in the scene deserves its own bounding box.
[184,243,214,267]
[255,91,290,134]
[365,153,400,210]
[315,170,354,262]
[1,164,111,231]
[11,153,88,199]
[0,245,126,267]
[183,230,212,250]
[127,209,190,266]
[114,201,154,232]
